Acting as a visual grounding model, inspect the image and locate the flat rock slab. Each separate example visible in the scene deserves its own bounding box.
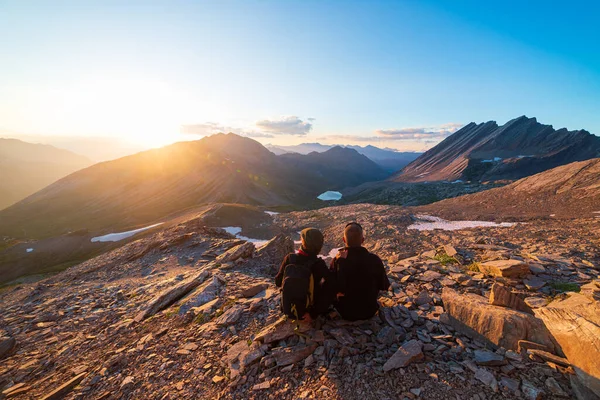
[216,242,255,263]
[255,316,311,344]
[40,372,87,400]
[489,283,534,315]
[178,276,222,315]
[383,339,423,371]
[442,288,555,352]
[241,283,269,298]
[417,270,443,282]
[480,260,529,278]
[535,293,600,397]
[474,350,506,366]
[272,342,318,367]
[214,305,244,326]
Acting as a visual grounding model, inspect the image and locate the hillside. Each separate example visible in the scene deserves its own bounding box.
[418,158,600,220]
[0,139,92,210]
[394,116,600,183]
[0,203,598,398]
[0,134,385,239]
[279,146,388,186]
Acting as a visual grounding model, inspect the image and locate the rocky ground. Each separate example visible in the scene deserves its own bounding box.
[1,204,599,399]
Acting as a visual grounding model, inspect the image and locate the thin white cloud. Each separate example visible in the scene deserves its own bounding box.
[180,123,232,136]
[375,123,463,140]
[255,116,313,136]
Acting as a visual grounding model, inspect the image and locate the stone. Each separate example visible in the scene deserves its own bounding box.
[489,283,534,315]
[178,276,222,315]
[499,377,520,393]
[216,242,255,263]
[442,288,556,352]
[528,263,546,275]
[443,245,458,257]
[0,336,16,359]
[545,377,568,397]
[40,372,87,400]
[253,381,271,390]
[474,368,498,392]
[214,305,244,326]
[414,290,432,306]
[528,349,570,367]
[382,340,423,371]
[570,375,600,400]
[517,340,550,354]
[535,293,600,397]
[241,283,269,298]
[120,376,134,390]
[134,270,211,322]
[224,340,266,380]
[328,328,355,346]
[255,316,311,344]
[524,277,546,291]
[417,270,443,282]
[474,350,506,366]
[376,326,396,345]
[479,260,529,278]
[272,342,318,367]
[521,380,544,400]
[524,297,547,309]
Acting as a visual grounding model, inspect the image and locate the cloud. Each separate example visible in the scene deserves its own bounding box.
[255,116,313,136]
[241,131,275,139]
[374,123,463,140]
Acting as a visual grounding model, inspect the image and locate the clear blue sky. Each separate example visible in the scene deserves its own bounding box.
[1,0,598,156]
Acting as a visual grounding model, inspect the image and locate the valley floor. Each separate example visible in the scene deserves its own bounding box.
[0,204,599,399]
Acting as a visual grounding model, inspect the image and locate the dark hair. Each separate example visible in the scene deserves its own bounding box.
[344,222,363,247]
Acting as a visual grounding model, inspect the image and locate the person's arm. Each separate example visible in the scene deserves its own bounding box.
[275,254,290,287]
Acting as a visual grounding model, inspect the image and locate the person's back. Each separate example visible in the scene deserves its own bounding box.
[275,228,334,320]
[332,223,390,321]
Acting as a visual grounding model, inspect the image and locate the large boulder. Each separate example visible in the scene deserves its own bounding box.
[479,260,529,278]
[0,336,16,359]
[535,293,600,398]
[250,234,294,274]
[489,283,534,315]
[216,242,255,263]
[177,275,223,315]
[442,288,556,352]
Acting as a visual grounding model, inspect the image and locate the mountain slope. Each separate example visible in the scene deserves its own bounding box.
[279,146,388,186]
[267,143,421,172]
[0,139,92,210]
[0,134,385,239]
[394,116,600,182]
[418,158,600,220]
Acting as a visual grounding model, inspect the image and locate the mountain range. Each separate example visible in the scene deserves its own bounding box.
[0,133,386,239]
[267,143,421,172]
[394,116,600,183]
[0,139,92,210]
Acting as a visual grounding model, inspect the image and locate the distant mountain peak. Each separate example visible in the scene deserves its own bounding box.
[395,116,600,183]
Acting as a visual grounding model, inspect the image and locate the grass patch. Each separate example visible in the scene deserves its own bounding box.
[466,262,481,272]
[194,312,209,324]
[549,282,580,293]
[434,253,458,265]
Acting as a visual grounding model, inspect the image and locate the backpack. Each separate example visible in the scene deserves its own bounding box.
[281,254,316,320]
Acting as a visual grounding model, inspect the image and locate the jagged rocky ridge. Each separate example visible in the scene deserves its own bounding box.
[395,116,600,183]
[1,204,599,399]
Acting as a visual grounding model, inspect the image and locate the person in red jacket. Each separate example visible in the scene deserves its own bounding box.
[331,222,390,321]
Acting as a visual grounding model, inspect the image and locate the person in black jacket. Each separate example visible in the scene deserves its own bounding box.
[332,222,390,321]
[275,228,335,320]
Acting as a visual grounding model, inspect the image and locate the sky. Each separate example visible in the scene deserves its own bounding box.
[1,0,599,160]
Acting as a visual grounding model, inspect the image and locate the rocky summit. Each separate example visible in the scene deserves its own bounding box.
[0,203,599,399]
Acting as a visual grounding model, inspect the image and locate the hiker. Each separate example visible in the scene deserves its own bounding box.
[275,228,334,321]
[331,222,390,321]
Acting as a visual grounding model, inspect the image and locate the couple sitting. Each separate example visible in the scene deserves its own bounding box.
[275,222,390,322]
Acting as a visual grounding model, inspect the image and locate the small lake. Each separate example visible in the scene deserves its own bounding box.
[317,191,342,201]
